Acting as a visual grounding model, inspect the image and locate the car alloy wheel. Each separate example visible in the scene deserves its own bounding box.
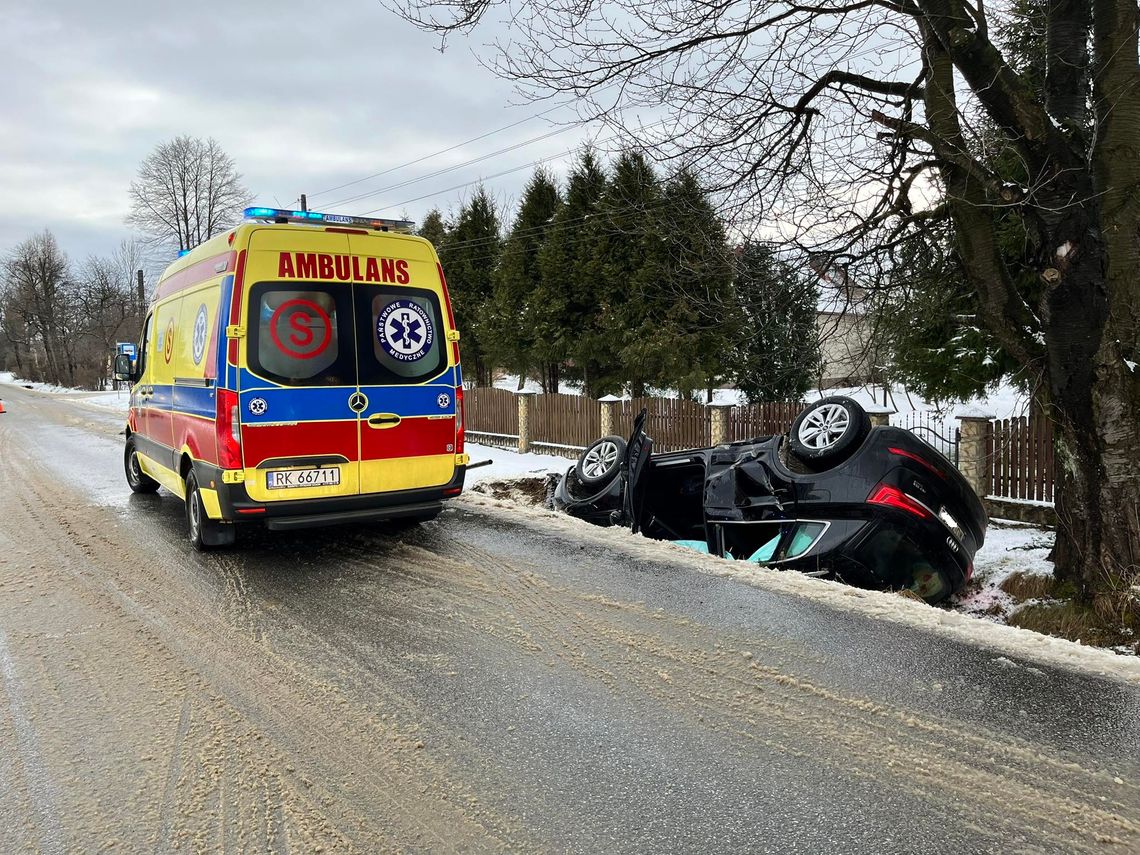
[582,439,621,479]
[797,402,851,450]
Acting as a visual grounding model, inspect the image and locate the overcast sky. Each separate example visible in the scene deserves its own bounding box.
[3,0,594,265]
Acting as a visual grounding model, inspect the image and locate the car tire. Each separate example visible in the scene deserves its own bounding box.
[575,435,626,487]
[125,437,160,494]
[184,471,235,550]
[788,396,871,467]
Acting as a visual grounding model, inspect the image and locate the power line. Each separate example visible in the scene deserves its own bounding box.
[325,125,577,210]
[306,106,566,201]
[357,117,677,217]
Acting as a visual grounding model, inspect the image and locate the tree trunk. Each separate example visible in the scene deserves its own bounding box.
[1046,0,1140,623]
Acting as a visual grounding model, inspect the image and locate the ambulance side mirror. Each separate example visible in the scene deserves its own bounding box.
[113,353,136,382]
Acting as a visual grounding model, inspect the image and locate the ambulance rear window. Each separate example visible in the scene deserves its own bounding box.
[248,283,355,386]
[357,286,447,384]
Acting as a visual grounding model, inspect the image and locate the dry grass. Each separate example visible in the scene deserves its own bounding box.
[999,572,1057,603]
[1009,601,1139,655]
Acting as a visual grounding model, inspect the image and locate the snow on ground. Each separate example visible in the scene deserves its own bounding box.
[464,443,567,483]
[13,370,1136,678]
[953,523,1054,620]
[0,371,91,396]
[493,372,1032,422]
[459,490,1140,685]
[1,372,130,413]
[710,380,1032,421]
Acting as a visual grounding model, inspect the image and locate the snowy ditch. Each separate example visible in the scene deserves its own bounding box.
[460,484,1140,686]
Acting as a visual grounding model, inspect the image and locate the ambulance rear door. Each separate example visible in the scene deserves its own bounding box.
[239,229,361,501]
[348,233,457,495]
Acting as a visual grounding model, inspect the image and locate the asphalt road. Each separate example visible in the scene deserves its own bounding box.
[0,382,1138,853]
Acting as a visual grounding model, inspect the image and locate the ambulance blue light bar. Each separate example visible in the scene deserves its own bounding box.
[243,207,415,233]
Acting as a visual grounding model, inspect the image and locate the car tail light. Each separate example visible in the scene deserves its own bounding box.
[888,446,946,479]
[455,384,465,454]
[216,388,243,470]
[868,484,933,519]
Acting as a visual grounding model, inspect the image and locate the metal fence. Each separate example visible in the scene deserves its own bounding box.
[891,411,961,467]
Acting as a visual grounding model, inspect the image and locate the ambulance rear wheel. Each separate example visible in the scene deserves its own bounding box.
[124,437,159,494]
[185,471,235,550]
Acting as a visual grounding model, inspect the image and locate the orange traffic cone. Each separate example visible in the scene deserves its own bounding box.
[0,399,5,413]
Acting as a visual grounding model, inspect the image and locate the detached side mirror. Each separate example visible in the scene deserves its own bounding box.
[113,353,136,382]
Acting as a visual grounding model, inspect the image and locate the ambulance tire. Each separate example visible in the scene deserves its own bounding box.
[124,437,159,494]
[184,471,235,550]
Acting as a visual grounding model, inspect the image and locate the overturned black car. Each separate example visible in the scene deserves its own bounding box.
[554,397,987,604]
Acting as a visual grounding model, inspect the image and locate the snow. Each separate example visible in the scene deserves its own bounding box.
[0,372,130,413]
[464,443,567,483]
[459,491,1140,686]
[491,374,1032,424]
[953,524,1054,622]
[1125,359,1137,374]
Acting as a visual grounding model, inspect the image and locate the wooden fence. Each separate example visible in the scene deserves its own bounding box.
[531,393,603,452]
[464,387,518,450]
[617,397,713,453]
[464,389,1061,507]
[729,401,804,442]
[987,415,1055,503]
[464,389,803,457]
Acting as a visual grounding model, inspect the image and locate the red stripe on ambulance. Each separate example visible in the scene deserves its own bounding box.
[360,416,456,461]
[241,420,359,467]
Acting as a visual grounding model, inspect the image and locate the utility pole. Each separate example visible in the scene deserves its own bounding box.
[300,194,308,212]
[136,270,145,320]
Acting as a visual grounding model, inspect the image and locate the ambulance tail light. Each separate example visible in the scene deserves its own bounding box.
[216,388,243,470]
[456,385,465,454]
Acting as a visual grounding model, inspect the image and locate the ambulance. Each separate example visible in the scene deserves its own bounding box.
[114,207,467,549]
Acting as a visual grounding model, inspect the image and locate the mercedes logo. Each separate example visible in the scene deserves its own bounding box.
[348,392,368,413]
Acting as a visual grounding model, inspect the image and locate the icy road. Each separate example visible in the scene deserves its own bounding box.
[0,383,1138,853]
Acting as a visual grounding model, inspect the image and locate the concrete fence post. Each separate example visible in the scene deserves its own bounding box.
[956,410,995,498]
[708,402,735,446]
[598,395,621,437]
[515,390,537,454]
[863,404,896,429]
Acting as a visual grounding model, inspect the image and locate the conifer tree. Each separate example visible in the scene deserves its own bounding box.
[535,150,608,395]
[437,188,500,387]
[729,243,820,403]
[485,169,561,389]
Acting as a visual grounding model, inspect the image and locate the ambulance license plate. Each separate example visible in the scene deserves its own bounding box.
[266,468,341,489]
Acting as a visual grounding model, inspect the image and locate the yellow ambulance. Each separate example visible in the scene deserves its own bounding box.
[114,207,468,548]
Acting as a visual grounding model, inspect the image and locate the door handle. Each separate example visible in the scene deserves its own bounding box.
[367,414,402,429]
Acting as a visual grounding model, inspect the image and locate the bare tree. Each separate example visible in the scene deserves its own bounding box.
[75,239,149,386]
[127,136,252,253]
[2,231,71,385]
[387,0,1140,618]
